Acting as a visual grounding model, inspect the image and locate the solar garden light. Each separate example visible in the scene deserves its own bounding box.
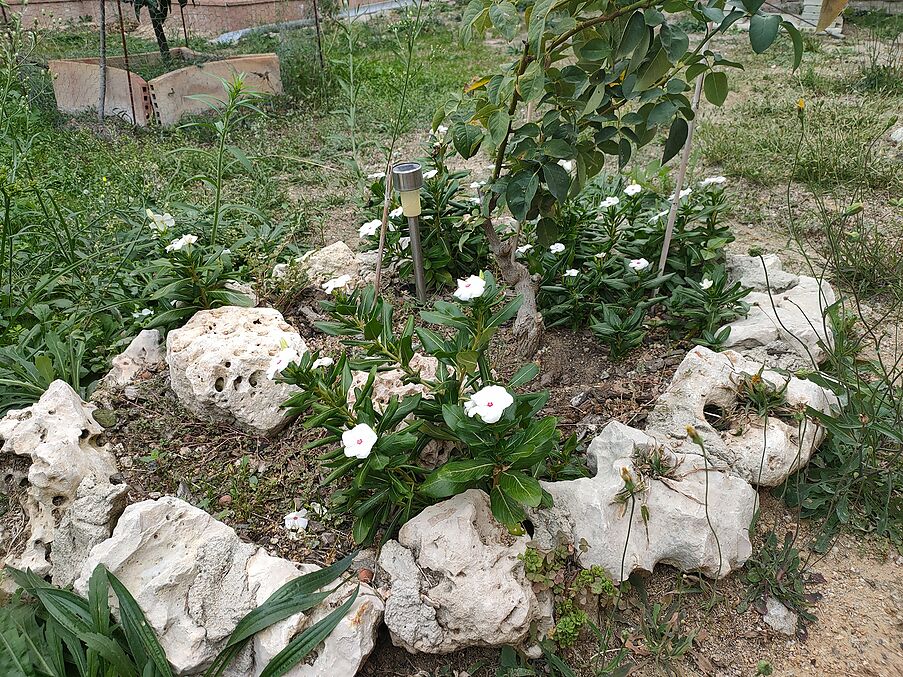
[392,161,427,303]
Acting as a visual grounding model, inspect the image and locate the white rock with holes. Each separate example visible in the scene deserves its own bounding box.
[166,306,307,435]
[347,354,439,410]
[296,241,361,288]
[103,329,166,389]
[532,421,757,582]
[646,346,838,486]
[378,489,551,654]
[722,255,836,367]
[0,380,119,576]
[75,497,383,676]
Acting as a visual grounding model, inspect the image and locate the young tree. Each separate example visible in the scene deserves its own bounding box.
[131,0,187,61]
[436,0,804,356]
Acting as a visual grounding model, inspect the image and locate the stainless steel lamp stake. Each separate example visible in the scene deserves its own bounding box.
[392,162,427,303]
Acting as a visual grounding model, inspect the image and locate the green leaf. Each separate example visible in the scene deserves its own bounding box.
[703,71,728,106]
[258,587,359,677]
[107,570,174,677]
[660,23,688,63]
[783,20,803,71]
[527,0,555,55]
[616,11,646,61]
[489,485,526,530]
[452,122,484,159]
[489,1,519,41]
[505,171,539,221]
[518,61,545,102]
[498,471,542,507]
[636,48,671,91]
[420,459,497,498]
[542,162,571,202]
[508,363,539,387]
[742,0,765,13]
[81,633,139,677]
[487,109,510,145]
[661,117,688,165]
[749,13,781,54]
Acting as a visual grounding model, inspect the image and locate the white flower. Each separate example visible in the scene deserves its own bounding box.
[343,423,378,459]
[399,236,411,250]
[653,209,671,222]
[700,277,714,290]
[322,274,352,294]
[594,251,607,259]
[628,258,650,272]
[267,347,302,379]
[423,169,438,179]
[516,243,533,255]
[670,187,693,200]
[284,510,309,539]
[700,176,726,187]
[463,385,514,424]
[624,183,642,196]
[564,268,579,277]
[309,502,327,517]
[312,356,334,369]
[272,263,289,278]
[359,219,381,238]
[453,275,486,301]
[132,308,153,318]
[549,242,566,254]
[557,159,574,172]
[367,171,384,179]
[470,181,485,189]
[222,248,231,255]
[165,233,198,252]
[433,124,448,135]
[390,206,404,218]
[600,196,620,209]
[146,209,175,233]
[468,197,481,204]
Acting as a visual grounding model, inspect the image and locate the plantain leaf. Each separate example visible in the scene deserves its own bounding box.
[107,570,173,677]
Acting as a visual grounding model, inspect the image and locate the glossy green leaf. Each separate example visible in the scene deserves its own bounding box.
[703,71,728,106]
[749,13,781,54]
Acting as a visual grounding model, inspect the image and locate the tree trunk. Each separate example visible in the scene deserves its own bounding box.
[98,0,106,123]
[481,218,544,358]
[151,14,171,62]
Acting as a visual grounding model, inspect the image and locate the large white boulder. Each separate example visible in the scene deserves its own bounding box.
[103,329,166,389]
[248,550,383,677]
[377,489,551,654]
[646,346,837,486]
[75,497,381,676]
[0,381,119,575]
[532,422,757,582]
[166,306,307,435]
[722,255,836,367]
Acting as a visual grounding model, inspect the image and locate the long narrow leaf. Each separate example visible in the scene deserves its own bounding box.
[106,571,173,677]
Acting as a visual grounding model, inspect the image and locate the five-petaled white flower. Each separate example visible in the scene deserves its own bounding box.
[600,196,620,209]
[700,278,714,290]
[146,209,175,233]
[624,183,642,197]
[132,308,153,318]
[423,169,438,179]
[343,423,378,459]
[312,356,334,369]
[557,159,574,172]
[359,219,381,238]
[464,385,514,424]
[594,252,607,259]
[367,171,384,179]
[399,236,411,250]
[272,263,289,278]
[628,258,650,272]
[267,347,303,379]
[549,242,566,254]
[390,206,404,218]
[564,269,579,277]
[470,181,485,189]
[670,187,693,200]
[516,243,533,255]
[284,510,309,539]
[700,176,726,187]
[453,275,486,301]
[165,233,198,252]
[322,274,352,294]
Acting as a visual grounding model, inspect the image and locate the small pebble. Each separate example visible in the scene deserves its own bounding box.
[148,491,161,499]
[358,568,374,583]
[218,494,232,506]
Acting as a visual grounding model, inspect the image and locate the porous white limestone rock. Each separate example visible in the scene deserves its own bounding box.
[347,353,439,410]
[378,489,551,654]
[166,306,307,434]
[646,346,837,486]
[296,241,360,288]
[103,329,166,389]
[722,255,836,367]
[0,381,119,576]
[532,421,757,582]
[248,550,383,677]
[75,497,382,676]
